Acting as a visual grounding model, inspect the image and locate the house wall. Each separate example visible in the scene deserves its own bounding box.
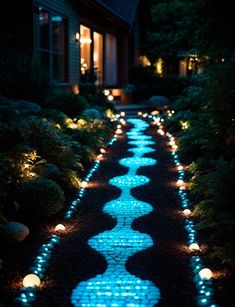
[33,0,80,88]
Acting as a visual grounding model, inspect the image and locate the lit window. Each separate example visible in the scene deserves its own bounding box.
[80,25,91,81]
[93,32,103,85]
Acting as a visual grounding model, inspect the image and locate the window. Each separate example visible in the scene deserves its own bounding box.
[93,32,103,85]
[80,25,104,85]
[38,6,67,82]
[80,25,91,79]
[105,34,117,86]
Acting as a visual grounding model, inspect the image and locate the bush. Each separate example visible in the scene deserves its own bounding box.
[21,117,82,171]
[44,90,88,118]
[129,66,190,101]
[0,52,50,102]
[18,178,64,218]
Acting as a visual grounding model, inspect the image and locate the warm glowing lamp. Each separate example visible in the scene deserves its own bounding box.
[138,111,143,116]
[116,129,122,134]
[55,224,66,232]
[178,165,183,171]
[23,274,41,288]
[151,110,159,115]
[189,243,200,251]
[100,148,106,154]
[104,89,110,96]
[177,179,184,186]
[157,129,164,135]
[81,181,88,188]
[120,111,125,117]
[75,32,80,42]
[183,209,191,216]
[108,95,114,101]
[199,268,213,280]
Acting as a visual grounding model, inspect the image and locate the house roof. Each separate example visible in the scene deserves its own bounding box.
[97,0,140,25]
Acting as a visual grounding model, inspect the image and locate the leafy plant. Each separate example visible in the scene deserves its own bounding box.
[17,178,65,218]
[44,90,88,118]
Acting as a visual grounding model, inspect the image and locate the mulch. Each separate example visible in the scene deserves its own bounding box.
[0,116,232,306]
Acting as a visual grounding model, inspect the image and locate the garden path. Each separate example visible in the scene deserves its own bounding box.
[2,110,216,307]
[31,112,198,306]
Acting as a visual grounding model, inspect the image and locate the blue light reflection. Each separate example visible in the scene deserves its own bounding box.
[71,118,160,306]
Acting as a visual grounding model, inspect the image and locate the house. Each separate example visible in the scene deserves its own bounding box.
[1,0,150,100]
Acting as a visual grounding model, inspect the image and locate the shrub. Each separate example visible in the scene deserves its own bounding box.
[44,90,88,117]
[21,117,82,171]
[129,66,190,101]
[18,178,64,218]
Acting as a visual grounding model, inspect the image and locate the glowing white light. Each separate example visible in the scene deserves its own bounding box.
[100,148,106,154]
[23,274,41,288]
[189,243,200,251]
[183,209,191,216]
[199,268,213,280]
[157,129,165,135]
[81,181,88,188]
[55,224,66,232]
[104,90,110,96]
[177,179,184,187]
[177,165,183,171]
[137,111,143,116]
[120,112,125,117]
[116,129,123,135]
[108,95,114,101]
[151,110,159,115]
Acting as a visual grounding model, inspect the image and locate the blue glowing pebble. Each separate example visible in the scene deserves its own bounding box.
[128,147,155,154]
[128,140,155,146]
[89,229,154,257]
[71,271,161,306]
[109,175,149,188]
[119,157,156,168]
[127,119,150,129]
[127,135,153,140]
[103,198,153,219]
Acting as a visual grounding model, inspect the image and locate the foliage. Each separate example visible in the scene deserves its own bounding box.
[147,0,196,61]
[0,93,115,219]
[0,51,50,102]
[44,90,88,118]
[129,66,190,101]
[17,178,65,218]
[167,59,235,266]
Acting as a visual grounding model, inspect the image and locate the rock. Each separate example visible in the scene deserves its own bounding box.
[33,163,60,178]
[15,100,41,116]
[0,222,29,242]
[148,96,170,110]
[82,108,103,119]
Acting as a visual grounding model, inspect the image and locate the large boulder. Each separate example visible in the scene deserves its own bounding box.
[82,108,103,119]
[0,222,29,242]
[15,100,42,116]
[33,163,60,178]
[148,95,170,110]
[18,178,65,218]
